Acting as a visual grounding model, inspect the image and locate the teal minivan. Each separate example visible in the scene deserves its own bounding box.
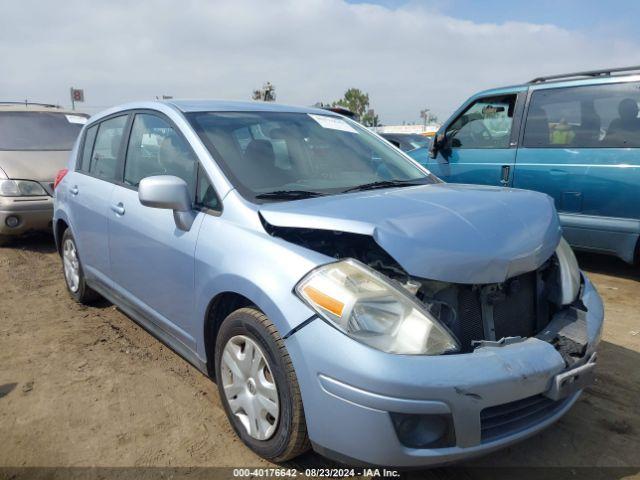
[410,66,640,264]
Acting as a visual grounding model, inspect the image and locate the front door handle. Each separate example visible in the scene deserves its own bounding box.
[69,186,79,196]
[110,203,125,216]
[500,165,510,186]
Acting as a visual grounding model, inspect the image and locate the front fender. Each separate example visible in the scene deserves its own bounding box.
[193,213,329,360]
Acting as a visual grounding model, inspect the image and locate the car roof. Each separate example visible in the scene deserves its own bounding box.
[0,103,86,115]
[475,67,640,98]
[86,99,342,125]
[164,99,337,116]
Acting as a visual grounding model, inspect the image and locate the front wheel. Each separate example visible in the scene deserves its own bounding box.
[61,229,99,304]
[215,307,310,462]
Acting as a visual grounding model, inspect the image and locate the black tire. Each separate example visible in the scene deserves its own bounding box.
[215,307,310,462]
[60,229,100,304]
[0,235,10,247]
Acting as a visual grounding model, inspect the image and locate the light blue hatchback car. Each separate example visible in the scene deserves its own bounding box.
[53,100,603,467]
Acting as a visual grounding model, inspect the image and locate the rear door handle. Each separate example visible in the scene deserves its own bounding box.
[500,165,510,186]
[69,186,79,195]
[110,203,125,216]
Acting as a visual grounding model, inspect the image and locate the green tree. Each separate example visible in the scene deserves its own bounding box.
[332,88,380,126]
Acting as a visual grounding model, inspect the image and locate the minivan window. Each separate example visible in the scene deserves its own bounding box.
[124,113,198,197]
[188,111,435,200]
[0,111,86,150]
[79,125,98,172]
[89,115,128,181]
[523,82,640,148]
[446,95,516,149]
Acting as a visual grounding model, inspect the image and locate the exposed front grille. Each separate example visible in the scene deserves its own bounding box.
[453,287,484,351]
[493,271,537,340]
[480,394,566,442]
[450,271,544,352]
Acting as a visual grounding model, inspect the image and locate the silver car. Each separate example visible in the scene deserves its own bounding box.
[54,100,603,467]
[0,102,87,244]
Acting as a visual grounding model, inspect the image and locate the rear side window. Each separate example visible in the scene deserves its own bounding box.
[89,115,128,181]
[79,125,98,172]
[523,82,640,148]
[0,112,87,150]
[124,113,198,197]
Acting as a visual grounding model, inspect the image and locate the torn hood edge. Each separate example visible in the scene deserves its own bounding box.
[258,185,563,285]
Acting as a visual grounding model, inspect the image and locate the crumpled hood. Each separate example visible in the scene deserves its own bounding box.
[0,150,71,182]
[259,183,562,284]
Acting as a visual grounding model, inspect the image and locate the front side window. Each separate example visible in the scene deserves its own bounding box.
[187,111,436,201]
[90,115,128,181]
[523,81,640,148]
[447,95,516,149]
[0,112,87,150]
[124,114,198,197]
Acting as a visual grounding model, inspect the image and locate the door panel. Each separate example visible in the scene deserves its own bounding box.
[108,186,203,348]
[66,171,114,282]
[513,148,640,219]
[430,149,517,186]
[429,94,519,186]
[107,112,204,348]
[66,115,129,282]
[513,81,640,261]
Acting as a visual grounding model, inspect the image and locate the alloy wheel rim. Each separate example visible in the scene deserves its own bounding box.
[221,335,279,440]
[62,239,80,293]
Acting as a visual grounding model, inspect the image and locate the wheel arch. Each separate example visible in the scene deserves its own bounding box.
[54,218,69,255]
[203,291,256,377]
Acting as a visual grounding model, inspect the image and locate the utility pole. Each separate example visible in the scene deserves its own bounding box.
[420,108,430,129]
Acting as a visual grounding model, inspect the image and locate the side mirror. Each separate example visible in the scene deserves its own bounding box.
[138,175,196,231]
[429,132,449,162]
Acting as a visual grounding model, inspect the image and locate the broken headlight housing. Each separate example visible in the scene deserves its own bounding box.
[295,259,459,355]
[555,237,581,305]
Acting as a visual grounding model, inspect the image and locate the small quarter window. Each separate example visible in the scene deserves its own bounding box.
[195,165,220,211]
[79,125,98,172]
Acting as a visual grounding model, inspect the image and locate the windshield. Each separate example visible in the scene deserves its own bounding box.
[0,111,87,150]
[406,135,431,149]
[188,111,437,201]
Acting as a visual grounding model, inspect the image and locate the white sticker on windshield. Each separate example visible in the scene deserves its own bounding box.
[65,114,87,124]
[308,114,358,134]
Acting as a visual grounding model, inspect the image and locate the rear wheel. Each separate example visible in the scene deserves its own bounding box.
[215,307,310,462]
[61,229,99,304]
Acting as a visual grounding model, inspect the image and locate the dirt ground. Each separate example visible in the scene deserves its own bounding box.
[0,233,639,477]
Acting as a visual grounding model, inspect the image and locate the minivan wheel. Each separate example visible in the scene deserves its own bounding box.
[215,307,310,462]
[61,229,99,304]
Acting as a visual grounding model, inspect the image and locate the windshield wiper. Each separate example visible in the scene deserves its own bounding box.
[341,179,426,193]
[254,190,326,200]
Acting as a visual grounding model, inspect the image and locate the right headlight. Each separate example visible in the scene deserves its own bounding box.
[294,258,459,355]
[555,237,581,305]
[0,179,47,197]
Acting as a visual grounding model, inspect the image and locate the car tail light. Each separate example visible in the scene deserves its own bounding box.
[54,169,68,189]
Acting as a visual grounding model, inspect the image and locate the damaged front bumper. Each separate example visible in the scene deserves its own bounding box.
[285,273,603,467]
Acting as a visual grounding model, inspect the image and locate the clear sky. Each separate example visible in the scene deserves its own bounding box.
[2,0,638,124]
